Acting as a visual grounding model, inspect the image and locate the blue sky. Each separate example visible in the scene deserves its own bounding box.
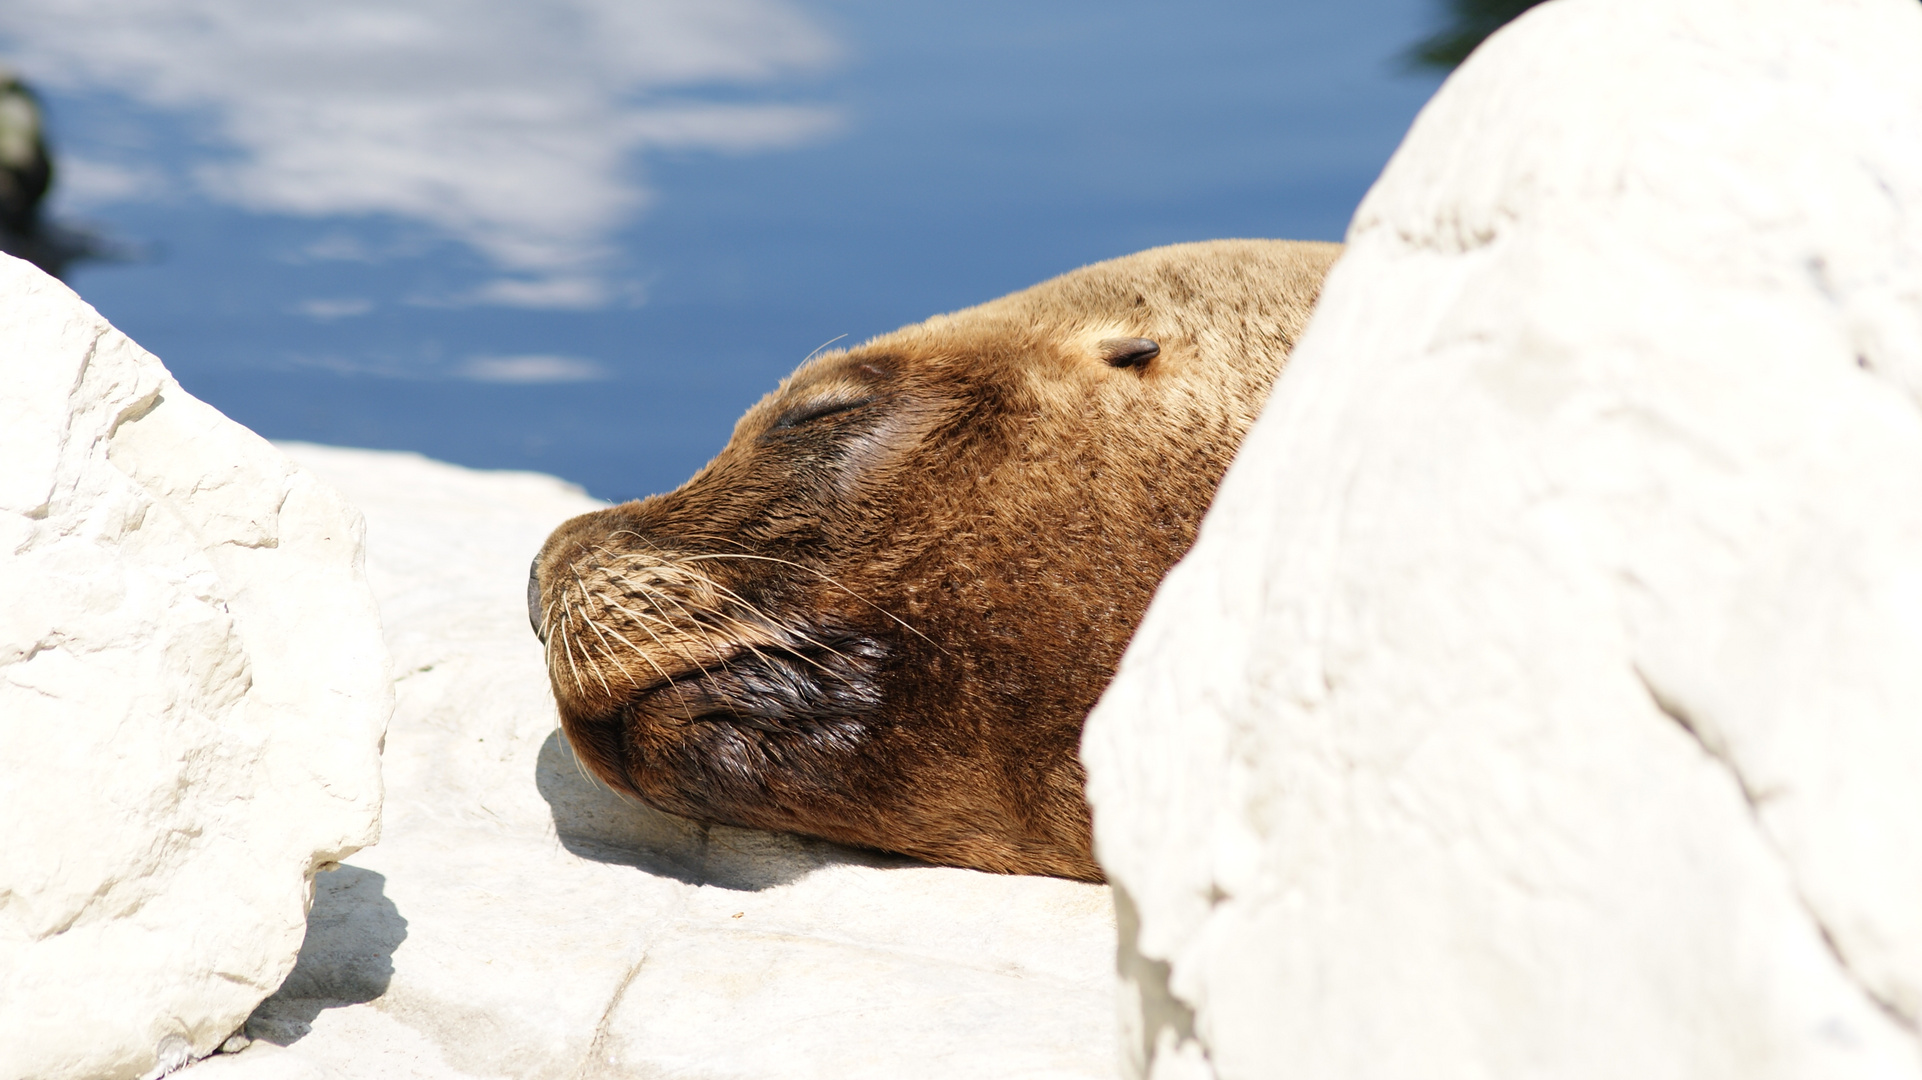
[3,0,1446,500]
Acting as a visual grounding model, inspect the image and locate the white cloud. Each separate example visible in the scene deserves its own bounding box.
[461,354,609,383]
[0,0,841,303]
[293,230,437,264]
[463,276,610,310]
[294,297,375,320]
[48,155,163,208]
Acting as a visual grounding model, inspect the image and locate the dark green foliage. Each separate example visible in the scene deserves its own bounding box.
[0,74,52,235]
[1411,0,1922,70]
[1407,0,1549,69]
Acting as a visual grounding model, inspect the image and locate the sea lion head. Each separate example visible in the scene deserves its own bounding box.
[528,238,1338,880]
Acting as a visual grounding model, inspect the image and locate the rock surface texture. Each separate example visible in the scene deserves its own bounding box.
[1082,0,1922,1078]
[184,445,1116,1080]
[0,256,390,1079]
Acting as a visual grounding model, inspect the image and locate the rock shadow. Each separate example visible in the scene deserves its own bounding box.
[536,730,915,892]
[245,865,407,1046]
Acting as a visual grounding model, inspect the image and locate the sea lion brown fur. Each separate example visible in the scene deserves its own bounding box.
[529,239,1339,881]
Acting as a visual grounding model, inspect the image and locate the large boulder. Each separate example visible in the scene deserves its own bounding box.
[0,256,390,1079]
[1083,0,1922,1077]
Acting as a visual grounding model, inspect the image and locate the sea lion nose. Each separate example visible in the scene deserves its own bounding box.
[527,556,545,641]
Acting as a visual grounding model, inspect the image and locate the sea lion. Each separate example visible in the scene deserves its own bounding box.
[529,238,1339,881]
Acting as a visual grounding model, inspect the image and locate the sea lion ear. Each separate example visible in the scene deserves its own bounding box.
[1097,337,1160,369]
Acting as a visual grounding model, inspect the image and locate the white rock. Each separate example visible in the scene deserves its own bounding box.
[1082,0,1922,1077]
[0,257,390,1078]
[189,444,1117,1080]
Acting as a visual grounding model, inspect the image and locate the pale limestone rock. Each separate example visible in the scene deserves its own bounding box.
[0,256,390,1078]
[187,445,1117,1080]
[1082,0,1922,1077]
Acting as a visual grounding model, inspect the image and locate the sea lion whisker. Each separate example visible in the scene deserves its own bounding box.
[614,577,738,664]
[622,591,731,725]
[581,647,616,696]
[601,565,864,696]
[599,599,723,685]
[562,590,607,697]
[597,531,729,560]
[662,569,864,671]
[624,582,801,680]
[582,574,679,624]
[605,596,789,680]
[672,564,934,664]
[555,609,587,696]
[675,553,944,654]
[662,595,861,687]
[578,612,647,691]
[609,581,853,697]
[571,608,619,696]
[596,586,750,725]
[614,571,809,652]
[603,529,754,553]
[800,332,849,366]
[542,593,577,680]
[568,568,734,718]
[598,595,704,642]
[591,541,670,567]
[561,572,618,687]
[630,561,789,629]
[552,589,574,683]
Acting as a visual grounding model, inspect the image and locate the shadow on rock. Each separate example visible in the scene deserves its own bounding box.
[535,730,914,892]
[245,865,407,1046]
